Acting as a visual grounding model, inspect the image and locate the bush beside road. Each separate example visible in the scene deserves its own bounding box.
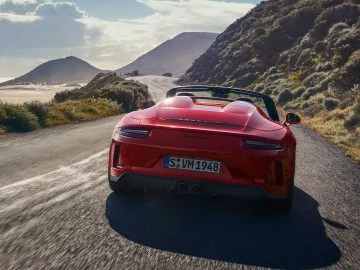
[0,73,150,134]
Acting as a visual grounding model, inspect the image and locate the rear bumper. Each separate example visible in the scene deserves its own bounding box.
[109,173,286,199]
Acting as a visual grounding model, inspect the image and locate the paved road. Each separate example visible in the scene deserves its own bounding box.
[1,76,359,269]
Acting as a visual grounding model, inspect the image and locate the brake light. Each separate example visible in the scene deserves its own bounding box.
[120,128,150,138]
[244,140,284,150]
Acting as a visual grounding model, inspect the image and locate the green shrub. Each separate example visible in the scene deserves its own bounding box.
[25,101,49,127]
[263,88,272,95]
[302,76,332,100]
[0,126,6,135]
[54,76,150,113]
[344,99,360,130]
[303,104,323,117]
[328,22,349,36]
[293,86,306,98]
[323,98,339,110]
[0,106,6,125]
[277,89,294,106]
[302,102,310,109]
[254,83,265,92]
[303,72,328,87]
[1,104,39,132]
[302,88,317,100]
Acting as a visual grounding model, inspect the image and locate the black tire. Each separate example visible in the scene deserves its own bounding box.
[268,193,292,212]
[260,188,293,213]
[108,179,128,194]
[108,179,145,195]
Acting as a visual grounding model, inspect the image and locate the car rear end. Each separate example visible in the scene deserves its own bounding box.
[108,118,296,200]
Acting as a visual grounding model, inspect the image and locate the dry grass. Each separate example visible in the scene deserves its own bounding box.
[300,108,360,163]
[47,98,121,127]
[0,99,121,134]
[282,92,360,163]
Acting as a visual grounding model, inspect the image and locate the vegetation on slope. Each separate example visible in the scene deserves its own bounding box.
[0,73,150,134]
[179,0,360,162]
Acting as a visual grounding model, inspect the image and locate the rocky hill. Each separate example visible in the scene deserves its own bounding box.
[116,32,218,77]
[54,73,150,112]
[0,56,108,85]
[179,0,360,161]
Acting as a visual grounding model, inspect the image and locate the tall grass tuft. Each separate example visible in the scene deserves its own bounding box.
[0,104,40,132]
[25,101,49,127]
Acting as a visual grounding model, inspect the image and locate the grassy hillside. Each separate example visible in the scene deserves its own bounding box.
[0,73,150,134]
[179,0,360,162]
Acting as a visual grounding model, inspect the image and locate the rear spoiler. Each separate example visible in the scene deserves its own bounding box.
[166,85,280,122]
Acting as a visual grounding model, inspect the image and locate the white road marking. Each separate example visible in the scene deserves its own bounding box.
[19,138,42,145]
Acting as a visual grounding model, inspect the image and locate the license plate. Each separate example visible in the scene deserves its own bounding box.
[164,156,220,174]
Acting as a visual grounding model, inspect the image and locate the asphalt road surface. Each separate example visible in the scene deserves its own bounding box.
[1,76,359,269]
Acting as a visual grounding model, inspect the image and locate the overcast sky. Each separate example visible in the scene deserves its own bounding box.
[0,0,260,77]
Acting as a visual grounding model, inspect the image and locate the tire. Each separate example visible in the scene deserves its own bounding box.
[269,194,292,212]
[260,187,293,213]
[270,188,293,213]
[108,178,145,195]
[108,179,128,194]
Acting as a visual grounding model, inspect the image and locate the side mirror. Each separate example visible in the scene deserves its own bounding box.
[285,113,301,125]
[141,100,155,109]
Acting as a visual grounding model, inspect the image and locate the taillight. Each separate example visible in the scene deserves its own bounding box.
[243,140,284,150]
[120,128,150,138]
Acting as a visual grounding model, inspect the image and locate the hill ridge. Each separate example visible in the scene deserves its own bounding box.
[116,32,218,77]
[0,56,108,86]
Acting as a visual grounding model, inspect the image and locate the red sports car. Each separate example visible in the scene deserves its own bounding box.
[108,86,300,211]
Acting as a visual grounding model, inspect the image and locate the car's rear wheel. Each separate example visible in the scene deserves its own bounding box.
[268,193,292,212]
[268,189,293,213]
[260,187,293,213]
[108,179,128,194]
[108,178,145,194]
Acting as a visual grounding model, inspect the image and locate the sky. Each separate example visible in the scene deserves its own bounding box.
[0,0,260,77]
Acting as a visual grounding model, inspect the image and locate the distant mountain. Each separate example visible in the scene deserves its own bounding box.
[0,56,108,86]
[115,32,218,77]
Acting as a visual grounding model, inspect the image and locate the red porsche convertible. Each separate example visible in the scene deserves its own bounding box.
[108,86,300,211]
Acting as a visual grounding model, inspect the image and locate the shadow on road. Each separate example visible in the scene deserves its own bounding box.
[105,187,341,269]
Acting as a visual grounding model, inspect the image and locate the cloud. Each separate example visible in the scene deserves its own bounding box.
[0,0,256,76]
[79,0,255,69]
[0,0,37,4]
[0,12,38,22]
[34,2,88,20]
[0,0,38,14]
[0,1,101,65]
